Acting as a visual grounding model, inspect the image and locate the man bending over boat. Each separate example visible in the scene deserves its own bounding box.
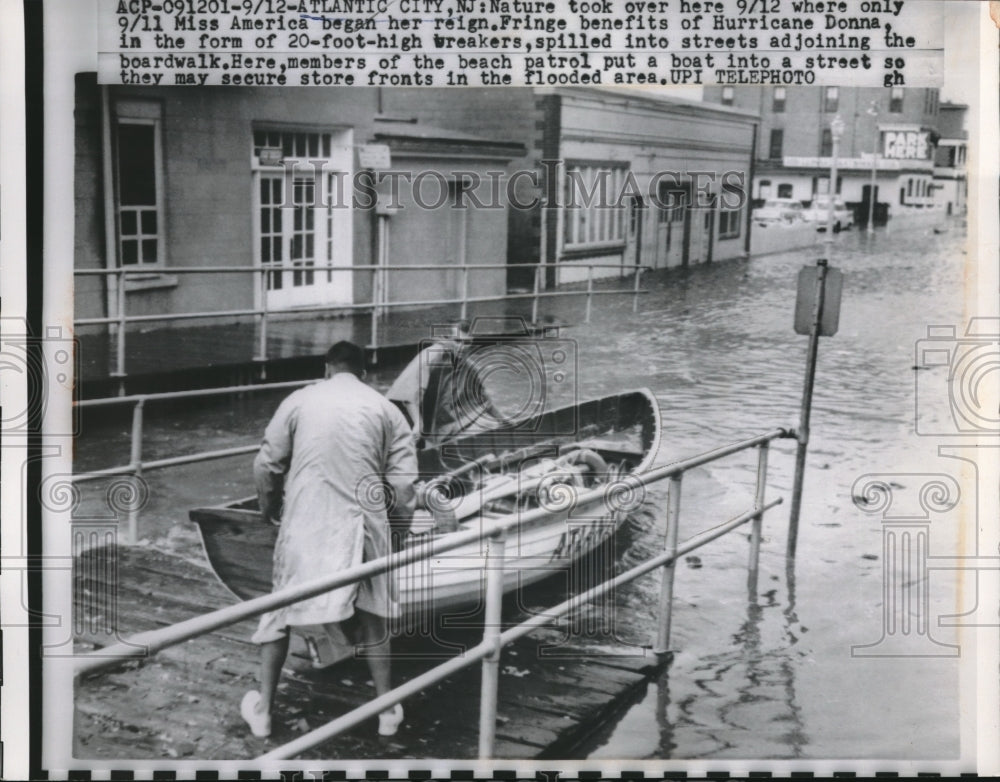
[242,341,416,739]
[387,319,506,448]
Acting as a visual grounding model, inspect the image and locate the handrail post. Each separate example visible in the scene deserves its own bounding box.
[478,529,507,759]
[460,263,469,321]
[255,266,268,365]
[114,267,127,390]
[632,266,643,314]
[747,442,769,596]
[585,265,594,323]
[654,475,682,655]
[530,264,541,325]
[127,399,145,545]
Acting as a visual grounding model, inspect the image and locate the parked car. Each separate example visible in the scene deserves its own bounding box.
[752,198,805,225]
[801,196,855,232]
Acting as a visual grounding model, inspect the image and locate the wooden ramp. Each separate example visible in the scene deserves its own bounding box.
[75,545,665,761]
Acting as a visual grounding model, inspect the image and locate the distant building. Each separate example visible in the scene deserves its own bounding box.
[932,102,968,216]
[703,86,955,227]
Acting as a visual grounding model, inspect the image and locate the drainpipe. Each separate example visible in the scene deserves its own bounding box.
[100,85,118,325]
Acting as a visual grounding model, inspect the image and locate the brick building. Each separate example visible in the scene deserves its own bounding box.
[702,85,955,227]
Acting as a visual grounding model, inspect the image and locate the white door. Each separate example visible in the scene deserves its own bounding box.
[656,186,686,268]
[687,207,712,264]
[253,129,353,310]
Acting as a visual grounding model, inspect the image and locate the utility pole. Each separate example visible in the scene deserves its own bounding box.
[866,101,880,234]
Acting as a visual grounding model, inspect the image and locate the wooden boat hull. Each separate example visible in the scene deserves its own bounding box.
[190,389,661,616]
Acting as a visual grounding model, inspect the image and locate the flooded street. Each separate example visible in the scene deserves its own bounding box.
[76,221,970,760]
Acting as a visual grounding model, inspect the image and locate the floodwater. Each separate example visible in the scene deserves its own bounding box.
[75,219,971,760]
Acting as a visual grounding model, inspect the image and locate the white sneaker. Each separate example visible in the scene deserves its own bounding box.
[240,690,272,738]
[378,704,404,736]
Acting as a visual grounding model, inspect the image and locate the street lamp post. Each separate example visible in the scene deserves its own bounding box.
[866,101,879,235]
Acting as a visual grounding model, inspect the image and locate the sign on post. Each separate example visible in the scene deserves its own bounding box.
[794,265,843,336]
[359,144,392,171]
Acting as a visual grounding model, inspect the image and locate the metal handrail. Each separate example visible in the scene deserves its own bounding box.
[75,428,793,759]
[75,261,651,378]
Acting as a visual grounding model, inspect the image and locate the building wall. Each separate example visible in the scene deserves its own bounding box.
[704,86,947,224]
[74,83,522,329]
[552,88,757,277]
[381,88,542,280]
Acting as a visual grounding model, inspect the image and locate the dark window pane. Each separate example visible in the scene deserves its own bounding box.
[272,236,282,261]
[260,178,270,204]
[121,210,137,236]
[117,123,157,206]
[121,239,138,264]
[308,134,318,157]
[261,237,271,263]
[274,209,282,232]
[141,210,157,234]
[261,209,271,233]
[322,134,331,157]
[141,239,157,262]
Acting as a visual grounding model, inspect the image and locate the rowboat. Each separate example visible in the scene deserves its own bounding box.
[190,388,661,662]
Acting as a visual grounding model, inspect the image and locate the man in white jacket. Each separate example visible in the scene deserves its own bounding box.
[242,341,416,739]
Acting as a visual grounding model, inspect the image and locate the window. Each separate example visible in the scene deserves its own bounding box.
[924,88,939,115]
[562,163,629,249]
[777,183,793,198]
[820,128,833,157]
[824,87,839,113]
[721,86,734,106]
[718,182,744,239]
[115,118,164,268]
[758,179,772,199]
[772,87,786,112]
[253,128,353,305]
[768,129,784,159]
[889,87,904,113]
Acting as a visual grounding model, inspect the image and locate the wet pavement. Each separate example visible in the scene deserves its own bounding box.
[75,219,970,760]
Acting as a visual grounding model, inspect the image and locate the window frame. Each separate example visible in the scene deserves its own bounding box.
[772,87,786,113]
[889,87,904,113]
[824,86,839,113]
[768,128,784,159]
[820,128,833,157]
[562,162,630,252]
[114,115,166,272]
[717,183,743,240]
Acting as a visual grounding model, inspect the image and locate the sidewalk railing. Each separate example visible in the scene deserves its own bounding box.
[73,379,319,542]
[75,262,649,381]
[75,428,793,760]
